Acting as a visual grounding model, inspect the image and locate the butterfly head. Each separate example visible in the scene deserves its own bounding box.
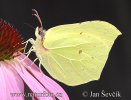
[35,27,46,40]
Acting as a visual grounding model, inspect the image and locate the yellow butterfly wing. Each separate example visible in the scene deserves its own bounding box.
[38,21,121,86]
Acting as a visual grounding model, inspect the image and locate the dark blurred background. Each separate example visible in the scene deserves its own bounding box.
[0,0,131,100]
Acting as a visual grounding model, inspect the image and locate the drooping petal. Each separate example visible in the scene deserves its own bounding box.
[0,62,7,100]
[11,58,54,100]
[17,53,69,100]
[0,61,24,100]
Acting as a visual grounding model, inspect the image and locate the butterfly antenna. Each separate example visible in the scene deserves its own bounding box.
[24,23,35,29]
[32,9,43,32]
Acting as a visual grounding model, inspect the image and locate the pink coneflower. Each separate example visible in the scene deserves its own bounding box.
[0,19,69,100]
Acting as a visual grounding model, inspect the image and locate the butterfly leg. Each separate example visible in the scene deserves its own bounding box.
[21,46,34,62]
[27,57,39,70]
[26,46,34,57]
[39,61,43,73]
[31,58,39,65]
[29,57,43,73]
[22,38,35,54]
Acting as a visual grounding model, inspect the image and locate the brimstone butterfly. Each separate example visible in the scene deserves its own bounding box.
[25,9,122,86]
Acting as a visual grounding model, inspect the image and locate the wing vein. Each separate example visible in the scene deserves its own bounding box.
[49,53,66,74]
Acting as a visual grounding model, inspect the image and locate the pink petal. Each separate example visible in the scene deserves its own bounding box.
[12,57,54,100]
[0,61,24,100]
[17,53,69,100]
[0,62,7,100]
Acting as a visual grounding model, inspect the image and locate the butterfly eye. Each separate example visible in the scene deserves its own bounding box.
[39,31,45,38]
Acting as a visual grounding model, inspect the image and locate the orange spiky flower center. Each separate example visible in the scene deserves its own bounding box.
[0,19,23,61]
